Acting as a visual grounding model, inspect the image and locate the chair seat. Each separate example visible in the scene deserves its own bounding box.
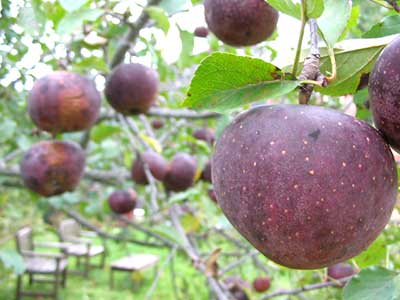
[111,254,159,271]
[25,257,68,274]
[66,244,104,257]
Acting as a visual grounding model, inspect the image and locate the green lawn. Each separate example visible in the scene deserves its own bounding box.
[0,231,212,300]
[0,202,343,300]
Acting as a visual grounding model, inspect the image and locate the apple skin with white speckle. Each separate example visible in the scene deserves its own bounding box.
[369,35,400,152]
[212,104,397,269]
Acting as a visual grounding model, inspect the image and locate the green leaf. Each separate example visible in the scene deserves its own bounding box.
[146,6,170,34]
[57,8,103,35]
[0,250,26,275]
[178,28,194,68]
[58,0,88,12]
[306,0,324,18]
[269,0,324,19]
[353,235,387,268]
[343,267,400,300]
[314,35,397,96]
[170,188,200,204]
[181,213,202,233]
[363,15,400,38]
[31,0,47,28]
[0,119,17,143]
[318,0,351,46]
[91,124,121,143]
[18,7,40,35]
[73,57,109,73]
[159,0,186,14]
[215,114,232,139]
[267,0,301,19]
[183,52,299,112]
[354,89,371,121]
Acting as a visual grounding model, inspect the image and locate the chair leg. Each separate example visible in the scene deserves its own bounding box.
[84,255,90,278]
[28,273,33,286]
[76,256,81,268]
[54,271,60,300]
[100,252,106,269]
[16,275,22,300]
[62,268,67,288]
[109,269,114,289]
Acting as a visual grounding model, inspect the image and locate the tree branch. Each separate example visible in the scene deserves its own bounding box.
[384,0,400,12]
[218,250,259,276]
[110,0,163,68]
[168,203,232,300]
[261,275,354,299]
[148,107,221,119]
[0,165,130,186]
[117,214,176,248]
[62,209,168,248]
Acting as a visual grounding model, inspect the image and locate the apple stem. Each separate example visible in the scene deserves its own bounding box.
[298,19,327,105]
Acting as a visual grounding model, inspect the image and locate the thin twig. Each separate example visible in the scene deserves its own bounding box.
[218,250,259,276]
[62,209,168,248]
[292,0,308,76]
[0,149,23,166]
[144,247,178,300]
[97,108,220,124]
[368,0,392,8]
[168,203,232,300]
[169,251,181,300]
[110,0,163,68]
[0,165,130,184]
[261,275,354,299]
[384,0,400,11]
[160,119,186,145]
[143,161,160,211]
[117,214,176,247]
[118,114,151,151]
[139,114,156,138]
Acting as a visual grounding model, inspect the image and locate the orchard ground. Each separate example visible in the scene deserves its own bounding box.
[2,0,400,300]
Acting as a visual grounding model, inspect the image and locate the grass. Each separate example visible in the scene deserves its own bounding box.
[0,227,211,300]
[0,198,344,300]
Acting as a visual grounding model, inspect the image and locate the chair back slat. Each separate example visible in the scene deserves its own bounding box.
[59,219,80,241]
[16,227,33,253]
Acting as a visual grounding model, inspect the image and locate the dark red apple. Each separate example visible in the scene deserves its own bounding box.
[369,35,400,152]
[204,0,279,47]
[105,63,159,114]
[194,26,209,38]
[20,141,86,197]
[327,263,357,280]
[28,71,101,133]
[163,153,197,192]
[151,119,164,130]
[223,277,249,300]
[131,151,169,185]
[208,188,217,203]
[213,104,397,269]
[193,128,215,144]
[253,276,271,293]
[108,189,137,214]
[201,161,212,182]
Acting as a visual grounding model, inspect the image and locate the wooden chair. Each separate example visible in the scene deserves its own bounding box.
[58,219,106,277]
[110,254,159,289]
[15,227,69,300]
